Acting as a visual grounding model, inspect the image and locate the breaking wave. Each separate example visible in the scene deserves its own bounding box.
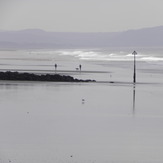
[28,49,163,65]
[58,49,163,62]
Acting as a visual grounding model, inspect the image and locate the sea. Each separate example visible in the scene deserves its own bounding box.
[0,47,163,163]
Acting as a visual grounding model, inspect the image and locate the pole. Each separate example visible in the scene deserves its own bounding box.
[133,84,136,115]
[132,51,137,83]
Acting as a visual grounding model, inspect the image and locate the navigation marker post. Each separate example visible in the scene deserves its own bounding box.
[132,51,137,84]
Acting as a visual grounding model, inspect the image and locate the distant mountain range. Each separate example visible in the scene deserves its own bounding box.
[0,26,163,49]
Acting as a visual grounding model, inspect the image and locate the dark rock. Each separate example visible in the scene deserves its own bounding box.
[0,71,96,82]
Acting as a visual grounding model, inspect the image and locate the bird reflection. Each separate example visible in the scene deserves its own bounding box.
[133,84,136,115]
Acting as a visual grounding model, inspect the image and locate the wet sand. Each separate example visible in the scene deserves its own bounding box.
[0,68,110,75]
[0,81,163,163]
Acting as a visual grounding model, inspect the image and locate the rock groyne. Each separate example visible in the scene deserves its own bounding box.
[0,71,95,82]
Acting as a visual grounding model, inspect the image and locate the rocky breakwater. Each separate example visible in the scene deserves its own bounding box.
[0,71,96,82]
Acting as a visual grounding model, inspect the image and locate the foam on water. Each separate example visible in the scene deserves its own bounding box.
[57,49,163,62]
[141,56,163,61]
[25,48,163,63]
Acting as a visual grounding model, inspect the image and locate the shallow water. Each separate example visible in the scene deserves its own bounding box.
[0,48,163,163]
[0,81,163,163]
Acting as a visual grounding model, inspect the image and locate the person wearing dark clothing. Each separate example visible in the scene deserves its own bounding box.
[55,64,57,71]
[79,64,82,71]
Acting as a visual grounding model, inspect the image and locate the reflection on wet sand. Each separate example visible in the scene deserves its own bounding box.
[133,84,136,115]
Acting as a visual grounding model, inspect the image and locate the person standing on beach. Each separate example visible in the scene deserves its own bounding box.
[54,64,57,71]
[79,64,82,71]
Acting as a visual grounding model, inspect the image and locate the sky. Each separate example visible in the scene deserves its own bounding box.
[0,0,163,32]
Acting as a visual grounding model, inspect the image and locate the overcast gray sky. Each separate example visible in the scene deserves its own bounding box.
[0,0,163,32]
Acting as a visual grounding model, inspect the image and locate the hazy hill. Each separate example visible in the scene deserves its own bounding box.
[0,26,163,49]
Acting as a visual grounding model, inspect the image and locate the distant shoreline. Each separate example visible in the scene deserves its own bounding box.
[1,26,163,48]
[0,71,96,82]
